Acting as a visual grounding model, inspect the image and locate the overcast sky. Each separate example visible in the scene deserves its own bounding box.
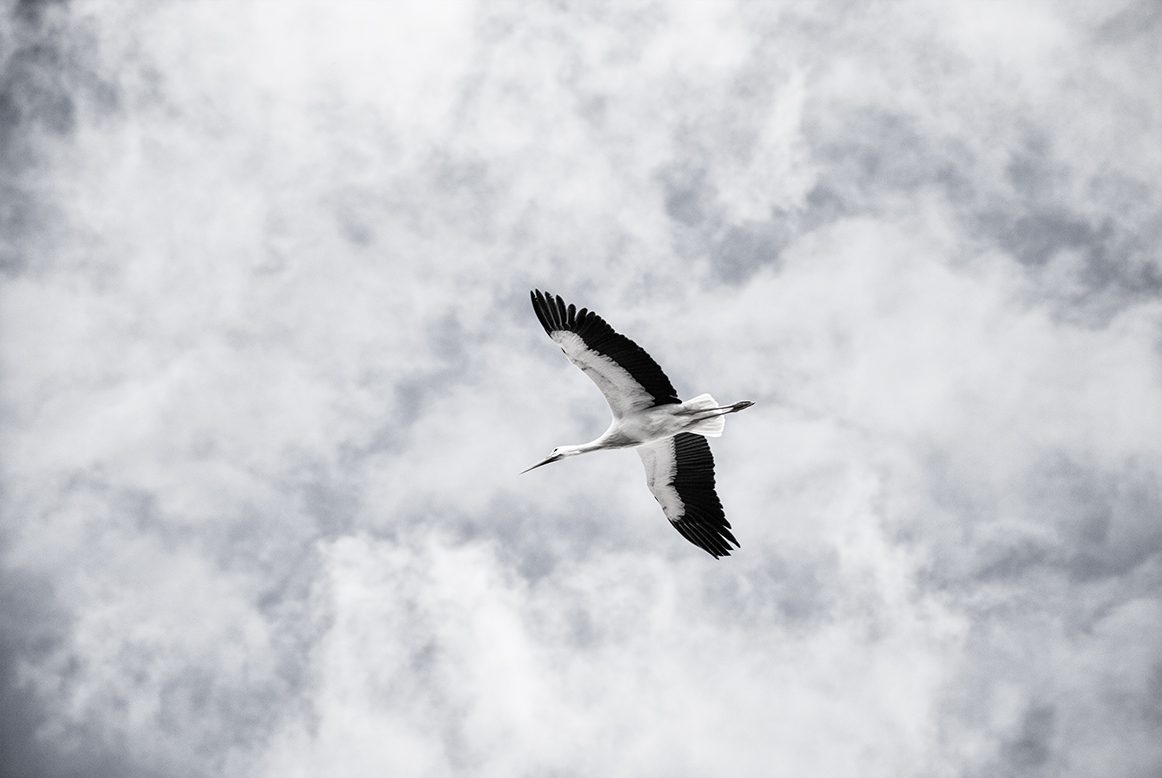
[1,0,1160,776]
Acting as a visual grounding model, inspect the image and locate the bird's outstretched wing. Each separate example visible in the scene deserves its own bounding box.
[637,433,740,558]
[531,289,680,418]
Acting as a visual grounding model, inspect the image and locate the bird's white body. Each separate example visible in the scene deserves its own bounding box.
[525,290,753,557]
[553,393,731,456]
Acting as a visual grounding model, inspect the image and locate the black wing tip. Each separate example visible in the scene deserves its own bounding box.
[673,518,740,558]
[709,536,742,559]
[530,289,559,335]
[530,288,572,332]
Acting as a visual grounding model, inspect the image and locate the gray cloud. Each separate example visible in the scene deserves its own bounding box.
[1,0,1160,776]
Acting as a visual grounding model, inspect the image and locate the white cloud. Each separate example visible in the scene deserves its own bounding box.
[254,532,960,777]
[1,0,1159,776]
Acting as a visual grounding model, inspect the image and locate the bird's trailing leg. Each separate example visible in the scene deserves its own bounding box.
[676,400,754,417]
[673,396,753,438]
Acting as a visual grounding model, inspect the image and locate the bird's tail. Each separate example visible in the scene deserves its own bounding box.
[681,393,727,437]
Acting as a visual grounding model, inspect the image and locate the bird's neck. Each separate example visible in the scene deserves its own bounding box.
[558,440,604,457]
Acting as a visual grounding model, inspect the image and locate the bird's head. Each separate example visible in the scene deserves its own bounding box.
[521,446,570,474]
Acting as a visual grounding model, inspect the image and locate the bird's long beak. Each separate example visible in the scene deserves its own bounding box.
[521,454,562,474]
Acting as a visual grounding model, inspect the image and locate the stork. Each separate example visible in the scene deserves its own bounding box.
[524,289,753,558]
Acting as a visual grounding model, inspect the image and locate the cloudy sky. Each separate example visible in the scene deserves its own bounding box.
[1,0,1160,776]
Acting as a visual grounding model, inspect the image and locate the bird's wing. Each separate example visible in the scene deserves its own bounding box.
[531,289,680,418]
[637,433,740,558]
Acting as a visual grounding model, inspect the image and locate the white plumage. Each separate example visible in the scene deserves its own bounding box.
[524,290,753,558]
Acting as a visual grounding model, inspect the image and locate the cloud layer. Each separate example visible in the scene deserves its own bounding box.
[1,1,1160,776]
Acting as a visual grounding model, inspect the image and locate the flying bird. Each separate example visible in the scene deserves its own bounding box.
[524,289,754,557]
